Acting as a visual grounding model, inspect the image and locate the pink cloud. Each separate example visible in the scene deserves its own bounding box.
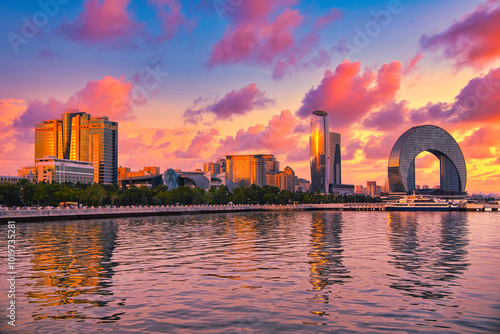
[61,0,141,45]
[296,60,402,130]
[459,126,500,159]
[183,83,274,124]
[420,1,500,69]
[410,67,500,124]
[362,101,408,131]
[174,129,220,159]
[216,109,302,156]
[208,2,340,79]
[402,54,423,75]
[149,0,195,42]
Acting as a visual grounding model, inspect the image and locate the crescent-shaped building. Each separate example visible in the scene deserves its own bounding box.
[388,125,467,194]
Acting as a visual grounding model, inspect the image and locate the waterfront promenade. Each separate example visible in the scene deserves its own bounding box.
[0,202,498,223]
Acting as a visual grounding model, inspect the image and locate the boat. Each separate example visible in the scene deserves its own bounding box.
[385,195,461,211]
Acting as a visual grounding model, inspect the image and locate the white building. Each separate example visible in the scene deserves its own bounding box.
[35,156,94,184]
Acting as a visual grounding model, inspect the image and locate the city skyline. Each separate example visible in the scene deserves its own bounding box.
[1,1,499,193]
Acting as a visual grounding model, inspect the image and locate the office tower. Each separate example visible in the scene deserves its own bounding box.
[329,132,341,185]
[225,154,278,188]
[34,110,118,184]
[367,181,377,197]
[310,110,329,194]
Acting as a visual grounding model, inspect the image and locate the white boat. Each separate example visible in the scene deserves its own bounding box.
[385,195,461,211]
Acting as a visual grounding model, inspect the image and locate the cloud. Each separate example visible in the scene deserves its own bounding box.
[459,126,500,159]
[208,1,340,79]
[61,0,141,46]
[183,83,275,124]
[296,60,402,130]
[402,54,423,75]
[148,0,195,42]
[174,128,220,159]
[216,109,303,156]
[362,100,408,131]
[409,67,500,124]
[60,0,192,46]
[420,1,500,69]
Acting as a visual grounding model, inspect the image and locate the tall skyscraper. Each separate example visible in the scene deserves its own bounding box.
[34,110,118,184]
[310,110,329,194]
[329,132,341,185]
[225,154,278,188]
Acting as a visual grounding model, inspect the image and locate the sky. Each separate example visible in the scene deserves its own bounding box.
[0,0,499,193]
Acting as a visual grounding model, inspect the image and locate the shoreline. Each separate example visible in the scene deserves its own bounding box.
[1,202,498,223]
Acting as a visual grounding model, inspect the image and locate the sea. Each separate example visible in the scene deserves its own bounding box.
[1,211,499,333]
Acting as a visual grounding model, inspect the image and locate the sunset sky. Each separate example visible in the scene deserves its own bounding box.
[1,0,499,193]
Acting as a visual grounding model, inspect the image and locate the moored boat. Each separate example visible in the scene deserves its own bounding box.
[385,195,461,211]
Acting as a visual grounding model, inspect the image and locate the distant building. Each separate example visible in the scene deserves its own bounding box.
[367,181,377,197]
[203,158,226,175]
[355,185,364,194]
[0,175,30,185]
[225,154,278,188]
[117,166,130,183]
[18,166,35,182]
[266,166,295,192]
[329,132,341,185]
[35,157,94,184]
[295,178,310,193]
[35,110,118,184]
[125,166,160,178]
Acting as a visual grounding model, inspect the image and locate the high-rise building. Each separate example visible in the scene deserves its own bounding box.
[34,110,118,184]
[329,132,341,185]
[225,154,278,188]
[310,110,329,194]
[367,181,377,197]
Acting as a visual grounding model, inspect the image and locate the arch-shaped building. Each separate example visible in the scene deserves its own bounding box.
[388,125,467,193]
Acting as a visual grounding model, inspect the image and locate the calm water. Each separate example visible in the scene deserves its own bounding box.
[1,211,499,333]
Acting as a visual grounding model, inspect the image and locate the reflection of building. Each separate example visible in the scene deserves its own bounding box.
[35,110,118,184]
[310,111,329,194]
[27,221,118,319]
[308,212,351,292]
[386,212,469,300]
[35,157,94,184]
[388,125,467,194]
[225,154,278,188]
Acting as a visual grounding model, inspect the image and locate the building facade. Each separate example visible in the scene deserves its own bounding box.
[225,154,278,188]
[35,157,94,184]
[329,132,341,186]
[35,110,118,184]
[310,110,329,193]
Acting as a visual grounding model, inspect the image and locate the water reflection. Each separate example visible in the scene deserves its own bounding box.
[26,220,120,322]
[386,212,470,300]
[308,212,351,293]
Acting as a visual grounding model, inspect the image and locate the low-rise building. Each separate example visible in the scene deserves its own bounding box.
[35,157,94,184]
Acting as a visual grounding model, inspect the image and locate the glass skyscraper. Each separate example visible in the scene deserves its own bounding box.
[34,110,118,184]
[310,110,329,194]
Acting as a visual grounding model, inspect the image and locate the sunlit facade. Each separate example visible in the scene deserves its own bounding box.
[225,154,278,188]
[329,132,341,186]
[310,110,329,194]
[35,157,94,184]
[34,110,118,184]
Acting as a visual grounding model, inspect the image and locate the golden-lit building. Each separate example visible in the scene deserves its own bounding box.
[225,154,278,188]
[18,166,36,181]
[266,166,295,192]
[35,110,118,184]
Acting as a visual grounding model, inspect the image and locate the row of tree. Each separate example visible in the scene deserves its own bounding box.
[0,180,381,207]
